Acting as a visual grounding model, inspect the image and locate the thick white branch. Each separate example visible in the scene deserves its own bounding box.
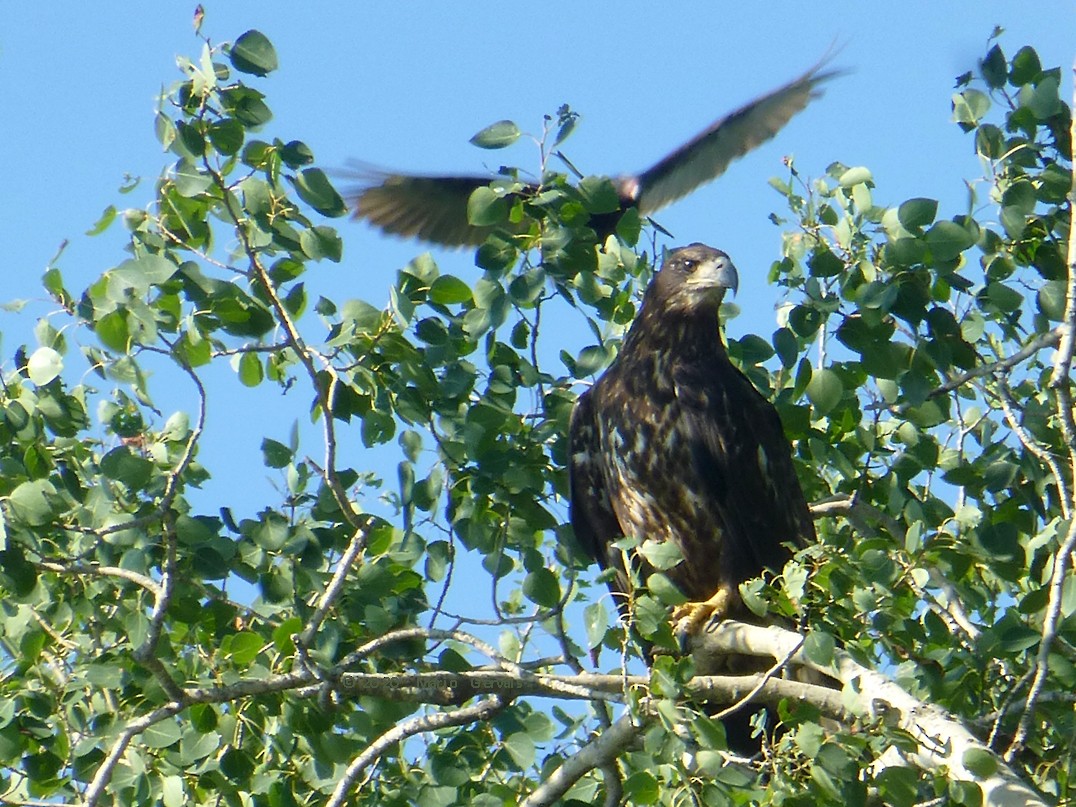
[694,621,1048,807]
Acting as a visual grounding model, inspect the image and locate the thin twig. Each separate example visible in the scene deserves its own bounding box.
[708,635,804,722]
[993,379,1071,519]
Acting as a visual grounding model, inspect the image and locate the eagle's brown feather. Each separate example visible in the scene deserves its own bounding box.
[568,243,815,750]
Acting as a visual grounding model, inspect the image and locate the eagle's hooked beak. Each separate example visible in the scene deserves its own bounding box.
[689,254,739,299]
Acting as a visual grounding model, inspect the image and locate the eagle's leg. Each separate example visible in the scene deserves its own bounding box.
[670,586,734,651]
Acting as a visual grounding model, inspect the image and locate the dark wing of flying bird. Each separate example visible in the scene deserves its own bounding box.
[346,62,837,247]
[629,62,835,215]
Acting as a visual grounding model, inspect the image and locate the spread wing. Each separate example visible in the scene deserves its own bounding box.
[671,360,814,587]
[345,61,838,247]
[346,169,531,246]
[632,62,838,215]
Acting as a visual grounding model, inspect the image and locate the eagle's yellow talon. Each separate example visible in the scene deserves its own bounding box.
[671,587,733,648]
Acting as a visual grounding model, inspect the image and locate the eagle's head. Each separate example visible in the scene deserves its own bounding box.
[648,242,739,315]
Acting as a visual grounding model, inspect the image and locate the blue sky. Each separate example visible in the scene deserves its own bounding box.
[1,4,1073,605]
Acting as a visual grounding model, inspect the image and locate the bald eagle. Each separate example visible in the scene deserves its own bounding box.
[568,244,816,737]
[346,64,836,247]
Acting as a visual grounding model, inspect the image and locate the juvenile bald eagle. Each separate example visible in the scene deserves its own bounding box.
[569,243,815,649]
[347,63,836,246]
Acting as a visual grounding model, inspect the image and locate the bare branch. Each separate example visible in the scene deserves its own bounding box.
[298,519,374,649]
[326,697,507,807]
[522,713,641,807]
[131,515,185,702]
[1007,514,1076,760]
[932,327,1063,401]
[994,379,1071,519]
[33,559,161,596]
[83,702,187,807]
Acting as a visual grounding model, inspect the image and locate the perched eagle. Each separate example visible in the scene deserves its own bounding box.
[568,243,815,650]
[346,63,836,247]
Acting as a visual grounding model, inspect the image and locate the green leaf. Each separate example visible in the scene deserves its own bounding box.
[838,166,872,187]
[293,168,347,217]
[86,205,117,236]
[361,409,396,447]
[26,347,63,386]
[261,438,293,469]
[143,720,182,749]
[502,732,535,768]
[272,617,303,654]
[773,327,798,368]
[1010,46,1042,85]
[429,275,473,305]
[925,220,975,262]
[8,481,56,526]
[578,176,620,214]
[980,44,1007,88]
[220,747,256,781]
[1062,573,1076,618]
[0,548,38,596]
[808,247,843,278]
[300,225,343,262]
[469,120,520,149]
[230,30,279,76]
[803,631,835,667]
[467,186,508,227]
[237,352,263,387]
[583,601,609,650]
[173,159,213,196]
[162,774,185,807]
[875,766,920,807]
[208,118,245,155]
[100,447,154,490]
[226,631,265,666]
[637,540,683,571]
[647,572,687,606]
[223,86,273,127]
[622,770,660,804]
[952,88,990,128]
[961,747,998,779]
[96,310,131,352]
[806,369,842,416]
[897,198,937,232]
[522,568,560,608]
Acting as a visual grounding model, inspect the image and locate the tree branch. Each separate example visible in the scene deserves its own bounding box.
[932,327,1063,401]
[694,621,1049,807]
[326,696,507,807]
[522,713,641,807]
[32,559,161,596]
[1010,72,1076,762]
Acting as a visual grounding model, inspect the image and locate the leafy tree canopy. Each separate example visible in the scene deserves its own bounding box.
[0,23,1072,807]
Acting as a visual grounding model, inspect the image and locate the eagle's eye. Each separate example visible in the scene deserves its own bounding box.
[681,259,698,273]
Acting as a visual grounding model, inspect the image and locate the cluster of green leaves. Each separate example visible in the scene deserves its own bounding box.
[756,37,1074,804]
[0,23,1072,807]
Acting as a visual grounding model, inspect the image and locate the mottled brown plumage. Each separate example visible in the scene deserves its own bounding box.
[569,243,814,623]
[347,62,837,246]
[568,242,816,749]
